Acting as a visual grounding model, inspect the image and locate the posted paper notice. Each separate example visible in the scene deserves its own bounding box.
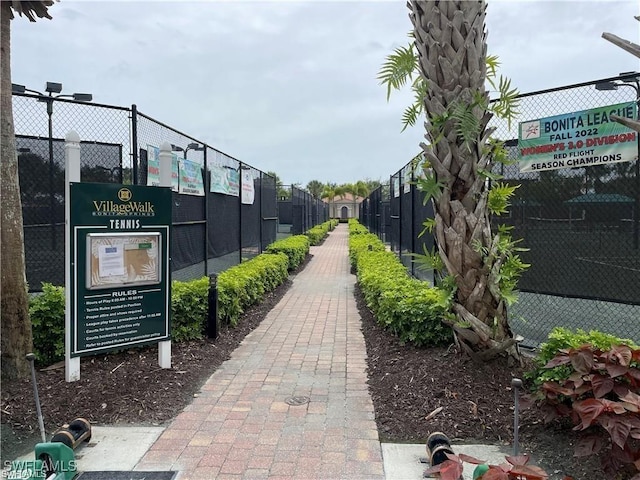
[98,245,125,277]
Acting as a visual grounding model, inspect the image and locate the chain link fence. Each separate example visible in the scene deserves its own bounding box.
[13,93,285,291]
[14,94,131,290]
[360,74,640,347]
[359,183,390,244]
[277,185,329,237]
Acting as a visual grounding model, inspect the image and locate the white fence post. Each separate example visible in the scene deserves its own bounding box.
[157,142,172,369]
[65,131,81,382]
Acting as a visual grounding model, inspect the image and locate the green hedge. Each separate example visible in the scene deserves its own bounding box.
[218,252,289,326]
[348,231,386,267]
[30,283,65,365]
[29,251,292,365]
[265,235,310,270]
[348,219,369,235]
[349,221,453,347]
[171,276,209,342]
[305,220,337,246]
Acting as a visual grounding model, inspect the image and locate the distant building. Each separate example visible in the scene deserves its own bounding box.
[324,193,364,220]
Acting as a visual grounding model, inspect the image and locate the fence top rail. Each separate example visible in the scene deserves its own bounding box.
[136,109,206,146]
[13,93,270,177]
[12,91,132,112]
[136,109,270,176]
[490,73,640,102]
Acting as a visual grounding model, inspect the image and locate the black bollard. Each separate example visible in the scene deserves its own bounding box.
[207,274,219,339]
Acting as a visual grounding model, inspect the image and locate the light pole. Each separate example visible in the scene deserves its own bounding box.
[170,145,183,193]
[12,82,92,250]
[595,72,640,249]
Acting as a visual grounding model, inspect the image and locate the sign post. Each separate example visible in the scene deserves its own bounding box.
[65,131,81,382]
[65,135,172,381]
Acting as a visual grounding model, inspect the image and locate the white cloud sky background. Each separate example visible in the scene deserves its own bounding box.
[11,0,640,187]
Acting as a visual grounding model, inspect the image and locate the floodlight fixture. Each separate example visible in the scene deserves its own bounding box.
[12,80,93,251]
[187,142,205,151]
[12,83,44,96]
[184,142,205,159]
[171,144,184,152]
[45,82,62,94]
[72,93,93,102]
[595,81,618,91]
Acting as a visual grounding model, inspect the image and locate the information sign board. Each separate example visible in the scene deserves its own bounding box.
[69,183,171,356]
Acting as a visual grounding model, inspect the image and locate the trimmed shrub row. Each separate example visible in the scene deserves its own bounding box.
[171,276,209,342]
[348,220,453,347]
[218,252,289,326]
[305,219,338,246]
[348,229,386,268]
[265,235,310,271]
[29,243,303,365]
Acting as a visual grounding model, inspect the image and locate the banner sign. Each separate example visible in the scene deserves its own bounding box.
[403,167,412,194]
[241,170,255,205]
[69,183,171,356]
[178,158,205,196]
[210,164,240,197]
[518,102,637,172]
[146,144,204,196]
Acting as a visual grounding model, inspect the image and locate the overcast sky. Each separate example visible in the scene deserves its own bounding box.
[11,1,640,187]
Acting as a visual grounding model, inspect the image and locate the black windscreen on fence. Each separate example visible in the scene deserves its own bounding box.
[400,167,414,272]
[173,192,205,223]
[172,224,206,277]
[241,171,261,259]
[389,173,401,254]
[14,92,325,291]
[208,193,240,259]
[261,173,277,251]
[412,184,435,283]
[17,135,124,291]
[278,201,292,225]
[496,158,639,305]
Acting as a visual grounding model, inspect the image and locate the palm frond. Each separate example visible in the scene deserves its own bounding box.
[407,244,444,273]
[451,102,480,151]
[401,103,423,132]
[377,44,418,101]
[485,54,501,87]
[415,172,444,203]
[488,182,519,215]
[491,76,520,129]
[9,0,55,21]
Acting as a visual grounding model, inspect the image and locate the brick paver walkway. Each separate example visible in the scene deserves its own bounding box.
[135,224,385,479]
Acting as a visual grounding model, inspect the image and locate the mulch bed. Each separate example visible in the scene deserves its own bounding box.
[356,283,605,480]
[1,252,609,479]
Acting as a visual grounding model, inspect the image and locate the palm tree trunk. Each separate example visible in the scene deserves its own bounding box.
[409,0,519,363]
[1,1,33,378]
